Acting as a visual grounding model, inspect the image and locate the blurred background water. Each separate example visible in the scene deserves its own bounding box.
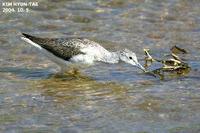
[0,0,200,132]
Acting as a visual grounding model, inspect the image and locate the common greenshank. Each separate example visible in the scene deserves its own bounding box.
[21,33,145,72]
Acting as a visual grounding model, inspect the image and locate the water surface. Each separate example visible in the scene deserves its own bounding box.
[0,0,200,132]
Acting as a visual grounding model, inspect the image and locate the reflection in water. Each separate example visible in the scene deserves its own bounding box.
[151,67,191,80]
[39,73,128,103]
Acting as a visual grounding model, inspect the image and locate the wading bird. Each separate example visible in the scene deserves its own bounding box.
[21,33,145,73]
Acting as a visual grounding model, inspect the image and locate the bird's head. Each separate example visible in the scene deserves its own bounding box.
[119,49,146,72]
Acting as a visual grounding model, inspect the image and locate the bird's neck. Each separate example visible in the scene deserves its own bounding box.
[100,51,120,64]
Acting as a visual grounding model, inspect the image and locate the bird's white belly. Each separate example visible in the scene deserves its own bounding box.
[70,54,95,65]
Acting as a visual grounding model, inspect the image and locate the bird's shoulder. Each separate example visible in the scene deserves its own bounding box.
[55,38,102,49]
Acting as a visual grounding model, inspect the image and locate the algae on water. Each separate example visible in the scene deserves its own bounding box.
[143,46,190,79]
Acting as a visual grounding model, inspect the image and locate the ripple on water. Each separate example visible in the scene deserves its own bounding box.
[0,0,200,132]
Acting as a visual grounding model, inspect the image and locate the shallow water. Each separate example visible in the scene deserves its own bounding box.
[0,0,200,132]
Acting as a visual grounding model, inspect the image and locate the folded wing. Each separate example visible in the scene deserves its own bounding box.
[21,33,85,61]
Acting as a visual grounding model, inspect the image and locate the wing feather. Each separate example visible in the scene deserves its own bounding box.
[22,33,85,61]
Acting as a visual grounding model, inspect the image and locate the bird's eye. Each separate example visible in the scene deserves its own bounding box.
[129,57,132,59]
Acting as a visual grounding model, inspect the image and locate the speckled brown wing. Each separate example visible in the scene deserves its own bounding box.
[22,33,85,61]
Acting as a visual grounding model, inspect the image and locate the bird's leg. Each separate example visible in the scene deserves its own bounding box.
[59,65,68,74]
[71,67,80,75]
[61,66,80,76]
[57,63,80,75]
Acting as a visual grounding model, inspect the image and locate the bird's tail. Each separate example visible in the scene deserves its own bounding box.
[21,33,42,49]
[21,33,68,71]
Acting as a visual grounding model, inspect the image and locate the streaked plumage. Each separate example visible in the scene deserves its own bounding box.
[21,33,145,72]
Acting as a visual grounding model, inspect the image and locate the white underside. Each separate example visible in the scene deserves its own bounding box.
[21,37,70,71]
[21,36,120,72]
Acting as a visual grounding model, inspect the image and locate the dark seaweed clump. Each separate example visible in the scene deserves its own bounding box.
[143,46,190,80]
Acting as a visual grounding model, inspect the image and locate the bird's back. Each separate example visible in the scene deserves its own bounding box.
[22,33,99,61]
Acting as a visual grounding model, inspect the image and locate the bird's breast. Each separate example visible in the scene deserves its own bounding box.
[69,54,95,65]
